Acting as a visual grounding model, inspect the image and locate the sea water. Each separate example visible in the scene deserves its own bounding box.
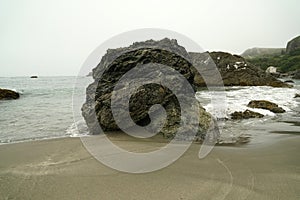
[0,76,91,143]
[196,80,300,144]
[0,76,299,144]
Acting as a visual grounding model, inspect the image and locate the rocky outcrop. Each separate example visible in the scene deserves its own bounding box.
[189,51,290,87]
[286,35,300,54]
[0,88,20,100]
[248,100,285,113]
[230,109,264,120]
[82,38,216,140]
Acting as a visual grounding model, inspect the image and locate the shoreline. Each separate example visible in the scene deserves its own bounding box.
[1,128,299,147]
[1,135,299,199]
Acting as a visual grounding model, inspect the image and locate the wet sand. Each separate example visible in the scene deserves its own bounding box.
[0,135,299,200]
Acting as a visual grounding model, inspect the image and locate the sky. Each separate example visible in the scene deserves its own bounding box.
[0,0,300,77]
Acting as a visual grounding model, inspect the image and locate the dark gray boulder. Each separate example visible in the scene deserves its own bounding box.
[0,88,20,100]
[82,38,216,140]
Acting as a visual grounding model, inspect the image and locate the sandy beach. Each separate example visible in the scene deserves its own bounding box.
[0,135,299,200]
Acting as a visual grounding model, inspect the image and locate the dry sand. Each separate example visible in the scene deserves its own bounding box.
[0,134,299,200]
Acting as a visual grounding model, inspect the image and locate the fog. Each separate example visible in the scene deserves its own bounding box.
[1,0,299,76]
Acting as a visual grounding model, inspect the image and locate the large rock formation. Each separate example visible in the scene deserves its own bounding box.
[0,88,20,100]
[82,38,216,140]
[189,51,290,87]
[82,38,290,140]
[286,35,300,54]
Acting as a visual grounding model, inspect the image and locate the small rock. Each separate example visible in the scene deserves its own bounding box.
[0,88,20,100]
[295,93,300,98]
[248,100,285,113]
[230,109,264,119]
[236,134,251,144]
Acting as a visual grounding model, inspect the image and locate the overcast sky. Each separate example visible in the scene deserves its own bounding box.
[1,0,300,77]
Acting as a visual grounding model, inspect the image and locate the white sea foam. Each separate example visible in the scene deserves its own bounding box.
[196,86,300,119]
[66,120,89,137]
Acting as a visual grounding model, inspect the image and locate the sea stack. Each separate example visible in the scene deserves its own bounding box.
[82,38,216,140]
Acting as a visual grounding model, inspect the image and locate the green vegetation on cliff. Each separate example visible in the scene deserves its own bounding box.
[245,35,300,73]
[246,49,300,73]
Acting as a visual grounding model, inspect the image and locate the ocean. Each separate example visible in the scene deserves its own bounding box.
[0,76,299,144]
[0,76,91,143]
[197,81,300,144]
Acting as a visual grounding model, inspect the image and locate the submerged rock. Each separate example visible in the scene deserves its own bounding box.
[82,38,217,140]
[189,51,290,88]
[230,109,264,120]
[248,100,285,113]
[217,134,251,145]
[0,88,20,100]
